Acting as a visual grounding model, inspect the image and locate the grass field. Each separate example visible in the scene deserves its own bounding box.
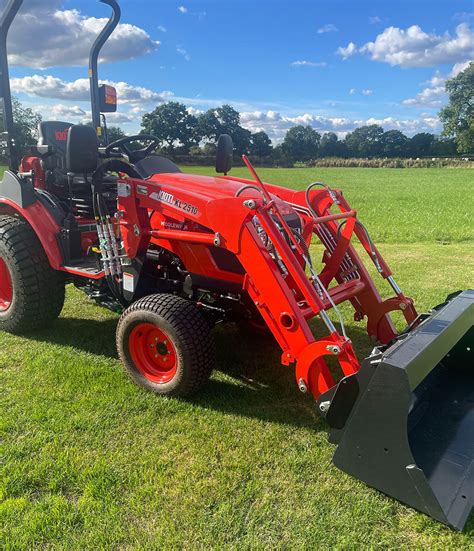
[1,167,473,549]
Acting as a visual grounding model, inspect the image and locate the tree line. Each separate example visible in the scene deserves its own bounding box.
[140,101,460,162]
[140,62,472,161]
[3,62,471,162]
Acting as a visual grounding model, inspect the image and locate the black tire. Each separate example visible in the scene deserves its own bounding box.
[116,294,215,397]
[0,215,65,333]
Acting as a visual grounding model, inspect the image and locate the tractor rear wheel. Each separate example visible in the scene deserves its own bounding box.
[0,215,65,333]
[116,294,215,397]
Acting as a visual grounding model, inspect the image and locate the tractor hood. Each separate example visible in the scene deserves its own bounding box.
[146,172,296,216]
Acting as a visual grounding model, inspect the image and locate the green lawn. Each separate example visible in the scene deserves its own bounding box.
[1,167,473,549]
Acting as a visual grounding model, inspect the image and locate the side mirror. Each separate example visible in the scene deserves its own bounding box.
[66,125,99,174]
[216,134,233,175]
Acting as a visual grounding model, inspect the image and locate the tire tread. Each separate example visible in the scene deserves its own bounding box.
[117,294,214,396]
[0,214,65,333]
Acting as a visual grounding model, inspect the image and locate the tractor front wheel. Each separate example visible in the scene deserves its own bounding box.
[0,215,65,333]
[116,294,215,397]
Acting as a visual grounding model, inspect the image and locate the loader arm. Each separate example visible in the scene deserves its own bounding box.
[116,172,414,401]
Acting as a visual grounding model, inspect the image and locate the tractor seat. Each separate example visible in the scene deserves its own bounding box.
[134,155,182,179]
[37,121,73,171]
[37,122,117,218]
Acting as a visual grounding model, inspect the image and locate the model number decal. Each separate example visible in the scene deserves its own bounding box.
[150,191,199,215]
[174,198,198,215]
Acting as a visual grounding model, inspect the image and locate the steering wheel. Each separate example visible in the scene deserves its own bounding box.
[91,159,143,189]
[105,134,160,163]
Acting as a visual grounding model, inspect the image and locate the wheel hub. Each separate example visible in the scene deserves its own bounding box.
[129,323,177,383]
[0,257,13,312]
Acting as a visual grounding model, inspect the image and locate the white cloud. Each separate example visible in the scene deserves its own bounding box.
[157,25,167,33]
[449,59,471,76]
[4,0,159,68]
[317,24,338,34]
[348,88,373,96]
[336,42,358,59]
[361,116,440,134]
[369,16,382,24]
[402,73,446,107]
[239,110,441,141]
[402,61,470,107]
[176,47,191,61]
[105,113,134,124]
[51,104,87,118]
[11,75,90,100]
[187,107,204,117]
[337,23,474,67]
[108,81,173,104]
[177,6,206,19]
[290,60,327,67]
[453,12,473,22]
[11,75,173,105]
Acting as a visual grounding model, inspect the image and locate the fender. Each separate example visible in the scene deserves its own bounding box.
[0,182,64,271]
[0,170,37,208]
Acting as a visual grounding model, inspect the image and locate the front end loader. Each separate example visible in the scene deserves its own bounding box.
[0,0,472,531]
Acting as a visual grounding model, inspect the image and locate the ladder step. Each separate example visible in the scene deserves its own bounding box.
[63,261,104,279]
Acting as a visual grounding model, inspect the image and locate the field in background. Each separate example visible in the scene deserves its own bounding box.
[191,166,474,243]
[1,167,473,548]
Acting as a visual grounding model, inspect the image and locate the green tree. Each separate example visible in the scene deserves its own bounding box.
[203,142,217,155]
[345,124,384,157]
[439,62,473,153]
[249,131,272,157]
[431,136,457,156]
[319,132,347,157]
[410,133,435,157]
[382,130,409,157]
[0,96,42,159]
[195,105,251,155]
[282,125,321,162]
[141,101,197,153]
[196,109,221,142]
[106,125,126,144]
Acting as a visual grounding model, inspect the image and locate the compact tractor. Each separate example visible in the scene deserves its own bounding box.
[0,0,472,531]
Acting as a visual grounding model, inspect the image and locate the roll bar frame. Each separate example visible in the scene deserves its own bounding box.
[89,0,121,143]
[0,0,23,171]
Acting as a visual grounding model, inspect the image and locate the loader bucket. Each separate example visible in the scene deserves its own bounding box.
[321,290,473,530]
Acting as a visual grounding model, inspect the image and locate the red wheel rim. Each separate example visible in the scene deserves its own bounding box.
[129,323,178,383]
[0,258,13,312]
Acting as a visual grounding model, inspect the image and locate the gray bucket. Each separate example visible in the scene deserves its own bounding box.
[319,290,473,530]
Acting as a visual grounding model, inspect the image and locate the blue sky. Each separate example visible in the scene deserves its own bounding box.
[4,0,473,141]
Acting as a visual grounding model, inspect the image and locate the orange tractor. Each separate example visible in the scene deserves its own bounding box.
[0,0,472,530]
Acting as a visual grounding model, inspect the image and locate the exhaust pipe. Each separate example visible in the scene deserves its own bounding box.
[320,290,473,530]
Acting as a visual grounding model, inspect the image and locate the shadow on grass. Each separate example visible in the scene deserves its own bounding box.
[22,316,374,431]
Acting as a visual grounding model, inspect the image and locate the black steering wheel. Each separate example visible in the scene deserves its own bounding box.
[105,134,160,163]
[91,159,143,189]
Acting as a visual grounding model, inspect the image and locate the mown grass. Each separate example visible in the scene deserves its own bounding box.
[191,166,474,244]
[1,167,473,549]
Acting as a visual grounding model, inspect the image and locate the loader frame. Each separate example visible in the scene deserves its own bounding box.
[114,156,418,401]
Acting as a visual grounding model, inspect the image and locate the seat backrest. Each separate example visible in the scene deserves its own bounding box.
[134,155,182,179]
[37,121,73,171]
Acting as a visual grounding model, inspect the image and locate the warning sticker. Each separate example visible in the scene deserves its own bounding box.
[123,273,135,293]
